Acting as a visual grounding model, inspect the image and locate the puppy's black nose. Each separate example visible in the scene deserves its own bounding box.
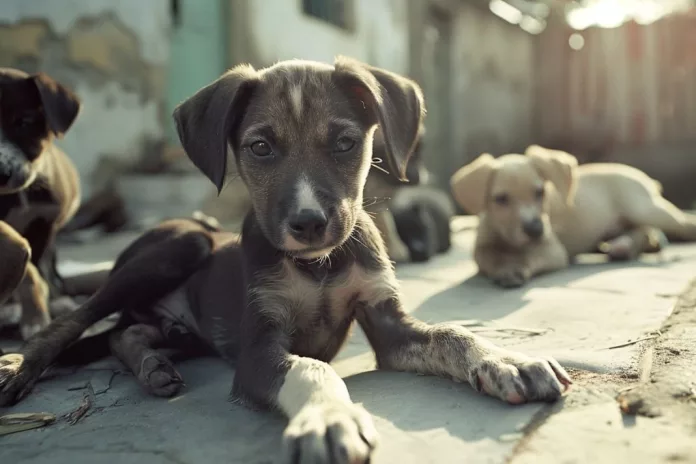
[522,217,544,239]
[288,209,328,243]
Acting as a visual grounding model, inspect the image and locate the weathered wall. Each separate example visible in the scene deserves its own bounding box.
[450,3,535,165]
[0,0,171,198]
[535,10,696,154]
[228,0,409,74]
[406,0,536,183]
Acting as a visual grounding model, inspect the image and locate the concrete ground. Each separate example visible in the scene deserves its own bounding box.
[2,218,696,463]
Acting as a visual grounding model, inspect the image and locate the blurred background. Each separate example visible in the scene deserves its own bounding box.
[1,0,694,233]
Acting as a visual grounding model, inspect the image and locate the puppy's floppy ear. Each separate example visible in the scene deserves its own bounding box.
[333,56,425,182]
[526,145,578,204]
[173,65,259,194]
[31,73,81,137]
[450,153,496,215]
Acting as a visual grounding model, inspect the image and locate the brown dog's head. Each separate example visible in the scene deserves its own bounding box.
[174,57,424,258]
[450,145,577,247]
[0,68,81,194]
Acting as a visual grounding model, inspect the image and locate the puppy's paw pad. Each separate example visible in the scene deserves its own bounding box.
[472,353,572,404]
[283,402,378,464]
[0,353,36,406]
[138,353,184,397]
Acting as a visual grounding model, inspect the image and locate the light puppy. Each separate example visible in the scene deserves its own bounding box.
[451,145,696,288]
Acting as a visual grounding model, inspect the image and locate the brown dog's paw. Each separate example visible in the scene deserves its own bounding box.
[282,402,378,464]
[138,352,184,397]
[469,352,572,404]
[0,353,40,406]
[493,268,530,288]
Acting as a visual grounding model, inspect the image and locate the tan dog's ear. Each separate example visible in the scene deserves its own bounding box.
[450,153,496,215]
[173,65,259,194]
[526,145,578,204]
[333,56,425,182]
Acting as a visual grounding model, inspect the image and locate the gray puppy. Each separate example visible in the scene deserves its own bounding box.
[0,57,571,464]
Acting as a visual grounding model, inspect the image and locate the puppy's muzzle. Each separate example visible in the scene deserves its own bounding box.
[288,208,329,245]
[522,217,544,239]
[0,164,32,192]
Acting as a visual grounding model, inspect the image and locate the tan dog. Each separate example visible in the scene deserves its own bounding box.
[450,144,696,287]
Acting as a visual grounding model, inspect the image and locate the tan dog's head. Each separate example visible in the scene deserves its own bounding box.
[450,145,578,247]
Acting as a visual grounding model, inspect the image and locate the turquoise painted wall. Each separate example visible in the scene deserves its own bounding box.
[166,0,227,144]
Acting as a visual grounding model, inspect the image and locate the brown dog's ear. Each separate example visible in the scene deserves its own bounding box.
[333,56,425,182]
[173,65,259,194]
[526,145,578,204]
[31,73,81,137]
[450,153,496,215]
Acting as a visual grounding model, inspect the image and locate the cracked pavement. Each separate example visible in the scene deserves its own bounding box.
[2,219,696,463]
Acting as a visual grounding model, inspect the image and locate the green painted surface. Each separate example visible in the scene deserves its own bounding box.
[166,0,227,144]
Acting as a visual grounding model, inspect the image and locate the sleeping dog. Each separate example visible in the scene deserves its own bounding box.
[0,68,81,339]
[0,58,570,463]
[450,145,696,288]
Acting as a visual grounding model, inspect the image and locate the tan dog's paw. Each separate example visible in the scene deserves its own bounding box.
[282,402,378,464]
[469,351,572,404]
[492,268,531,288]
[0,353,41,406]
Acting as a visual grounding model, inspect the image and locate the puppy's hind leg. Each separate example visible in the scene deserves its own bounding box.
[109,324,183,397]
[599,226,667,261]
[625,196,696,242]
[0,226,213,406]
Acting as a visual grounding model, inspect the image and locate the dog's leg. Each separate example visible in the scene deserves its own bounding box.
[599,226,667,261]
[232,323,378,463]
[624,196,696,242]
[109,323,184,397]
[475,238,568,288]
[0,229,212,406]
[356,296,572,403]
[373,210,411,263]
[16,262,51,340]
[0,221,30,305]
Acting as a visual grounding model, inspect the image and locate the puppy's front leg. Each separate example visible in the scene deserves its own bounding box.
[232,317,377,464]
[475,238,568,288]
[17,262,51,340]
[356,297,572,404]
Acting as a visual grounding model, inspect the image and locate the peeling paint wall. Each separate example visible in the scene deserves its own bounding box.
[0,0,171,198]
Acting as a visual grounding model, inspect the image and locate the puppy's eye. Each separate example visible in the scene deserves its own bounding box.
[535,186,545,199]
[493,193,509,206]
[334,137,355,153]
[250,141,272,157]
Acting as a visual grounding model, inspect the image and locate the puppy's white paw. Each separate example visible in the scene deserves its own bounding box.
[470,350,572,404]
[282,402,378,464]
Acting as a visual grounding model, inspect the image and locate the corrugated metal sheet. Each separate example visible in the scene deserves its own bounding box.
[534,10,696,148]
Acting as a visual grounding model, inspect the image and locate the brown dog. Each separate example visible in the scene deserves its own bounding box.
[451,145,696,287]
